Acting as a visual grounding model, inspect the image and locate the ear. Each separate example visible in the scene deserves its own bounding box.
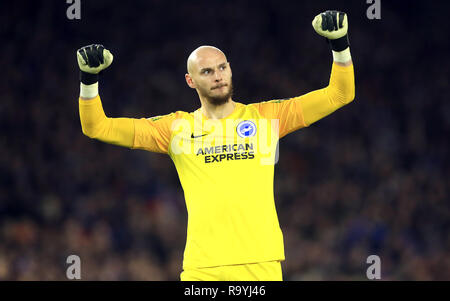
[185,73,196,89]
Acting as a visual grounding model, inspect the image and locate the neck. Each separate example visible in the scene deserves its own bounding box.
[199,96,235,120]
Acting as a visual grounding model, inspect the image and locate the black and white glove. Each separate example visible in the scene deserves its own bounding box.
[77,44,113,98]
[312,11,351,64]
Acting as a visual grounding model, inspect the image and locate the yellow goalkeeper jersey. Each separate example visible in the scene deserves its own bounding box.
[79,63,355,269]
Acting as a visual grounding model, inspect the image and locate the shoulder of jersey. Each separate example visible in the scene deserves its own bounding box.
[146,111,188,122]
[249,97,296,105]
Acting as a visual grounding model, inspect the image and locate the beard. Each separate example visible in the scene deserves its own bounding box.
[204,81,234,106]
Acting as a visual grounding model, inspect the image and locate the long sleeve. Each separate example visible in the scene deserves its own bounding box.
[299,62,355,126]
[79,95,135,148]
[79,95,176,153]
[252,62,355,138]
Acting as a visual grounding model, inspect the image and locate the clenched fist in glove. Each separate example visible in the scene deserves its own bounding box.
[77,44,114,99]
[312,11,351,63]
[77,44,114,85]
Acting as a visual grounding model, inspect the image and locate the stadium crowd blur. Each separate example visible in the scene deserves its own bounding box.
[1,1,448,280]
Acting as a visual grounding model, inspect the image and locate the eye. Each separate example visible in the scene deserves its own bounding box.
[220,65,226,70]
[202,70,210,75]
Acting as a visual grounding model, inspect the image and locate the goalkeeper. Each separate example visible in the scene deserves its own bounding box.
[77,11,355,281]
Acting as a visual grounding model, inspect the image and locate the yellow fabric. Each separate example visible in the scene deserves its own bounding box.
[78,62,355,270]
[79,96,135,148]
[300,63,355,126]
[140,103,288,268]
[180,261,283,281]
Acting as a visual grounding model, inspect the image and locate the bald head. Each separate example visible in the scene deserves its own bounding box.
[187,46,227,74]
[185,45,233,106]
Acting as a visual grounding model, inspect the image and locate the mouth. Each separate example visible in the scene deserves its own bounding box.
[211,84,227,90]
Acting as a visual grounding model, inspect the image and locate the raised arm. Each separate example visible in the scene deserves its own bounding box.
[253,11,355,138]
[301,10,355,126]
[79,95,135,148]
[76,44,135,148]
[299,61,354,126]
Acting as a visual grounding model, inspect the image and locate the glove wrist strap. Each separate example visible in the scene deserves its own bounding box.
[327,34,350,52]
[332,48,352,63]
[80,71,99,85]
[80,82,99,99]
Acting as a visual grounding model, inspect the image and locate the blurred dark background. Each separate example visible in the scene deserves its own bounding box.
[0,0,449,280]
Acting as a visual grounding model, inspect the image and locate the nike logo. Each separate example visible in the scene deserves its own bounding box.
[191,133,209,139]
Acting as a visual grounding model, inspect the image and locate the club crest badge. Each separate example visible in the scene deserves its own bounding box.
[236,120,257,138]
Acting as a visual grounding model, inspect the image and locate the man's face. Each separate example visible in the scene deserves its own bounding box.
[186,48,233,106]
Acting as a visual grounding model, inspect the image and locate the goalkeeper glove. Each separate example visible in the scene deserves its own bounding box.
[77,44,113,85]
[312,10,349,51]
[77,44,113,98]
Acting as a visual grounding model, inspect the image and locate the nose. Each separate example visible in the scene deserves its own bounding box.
[213,70,222,82]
